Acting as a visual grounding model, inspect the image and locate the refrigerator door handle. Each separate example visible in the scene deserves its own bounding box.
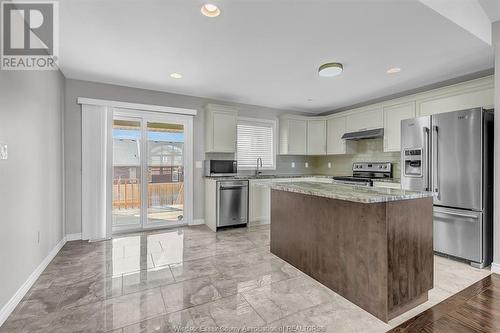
[432,125,439,198]
[434,207,481,219]
[423,126,430,191]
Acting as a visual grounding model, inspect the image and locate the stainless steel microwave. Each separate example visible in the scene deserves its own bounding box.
[204,160,237,177]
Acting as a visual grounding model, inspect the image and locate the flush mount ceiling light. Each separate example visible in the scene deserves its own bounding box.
[387,67,401,74]
[201,4,220,17]
[318,63,343,77]
[170,73,183,79]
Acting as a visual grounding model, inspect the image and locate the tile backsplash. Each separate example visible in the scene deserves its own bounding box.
[205,153,317,175]
[313,138,401,178]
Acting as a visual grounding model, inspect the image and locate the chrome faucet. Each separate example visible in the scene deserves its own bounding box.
[255,157,263,176]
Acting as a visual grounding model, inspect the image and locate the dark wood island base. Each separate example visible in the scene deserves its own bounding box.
[270,189,434,322]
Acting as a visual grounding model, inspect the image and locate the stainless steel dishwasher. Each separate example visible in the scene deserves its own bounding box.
[216,180,248,228]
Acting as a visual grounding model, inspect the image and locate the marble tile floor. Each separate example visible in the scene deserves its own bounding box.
[0,224,492,333]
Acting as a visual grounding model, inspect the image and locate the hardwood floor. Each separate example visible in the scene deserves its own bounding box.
[389,273,500,332]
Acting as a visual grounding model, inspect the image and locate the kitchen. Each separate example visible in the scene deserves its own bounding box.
[202,74,495,328]
[2,1,500,332]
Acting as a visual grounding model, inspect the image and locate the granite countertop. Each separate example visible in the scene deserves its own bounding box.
[205,174,333,181]
[371,178,401,183]
[270,181,432,203]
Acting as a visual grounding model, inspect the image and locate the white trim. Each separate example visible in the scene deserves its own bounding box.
[190,219,205,226]
[491,263,500,274]
[77,98,197,116]
[66,233,82,241]
[0,236,67,327]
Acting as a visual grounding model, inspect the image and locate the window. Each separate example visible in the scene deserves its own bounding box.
[236,117,276,169]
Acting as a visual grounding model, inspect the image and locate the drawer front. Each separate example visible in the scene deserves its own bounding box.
[433,207,482,263]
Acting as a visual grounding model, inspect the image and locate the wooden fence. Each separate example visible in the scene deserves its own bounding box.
[112,179,184,209]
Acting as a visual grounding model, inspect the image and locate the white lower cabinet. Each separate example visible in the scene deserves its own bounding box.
[249,179,272,225]
[249,177,333,225]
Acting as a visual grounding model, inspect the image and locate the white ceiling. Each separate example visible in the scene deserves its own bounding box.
[59,0,494,114]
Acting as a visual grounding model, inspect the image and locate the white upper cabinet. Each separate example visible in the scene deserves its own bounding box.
[307,119,327,155]
[383,102,416,152]
[205,104,238,153]
[417,87,494,116]
[279,116,307,155]
[345,108,383,132]
[327,116,348,155]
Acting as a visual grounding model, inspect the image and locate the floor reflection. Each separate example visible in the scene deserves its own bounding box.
[109,230,185,275]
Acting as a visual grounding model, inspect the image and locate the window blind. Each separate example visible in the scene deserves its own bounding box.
[237,120,275,169]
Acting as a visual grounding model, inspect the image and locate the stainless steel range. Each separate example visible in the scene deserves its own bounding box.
[333,162,392,186]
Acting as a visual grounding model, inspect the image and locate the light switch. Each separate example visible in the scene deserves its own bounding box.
[328,162,332,169]
[291,162,295,168]
[195,161,203,169]
[0,143,7,160]
[305,162,309,168]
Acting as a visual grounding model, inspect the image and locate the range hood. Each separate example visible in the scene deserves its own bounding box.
[341,128,384,141]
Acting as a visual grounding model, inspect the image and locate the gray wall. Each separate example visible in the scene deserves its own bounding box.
[64,79,305,234]
[0,70,65,310]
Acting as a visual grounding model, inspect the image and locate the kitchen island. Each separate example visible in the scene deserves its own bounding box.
[270,182,434,322]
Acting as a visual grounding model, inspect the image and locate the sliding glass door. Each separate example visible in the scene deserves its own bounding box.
[112,111,192,232]
[146,121,185,226]
[112,117,142,229]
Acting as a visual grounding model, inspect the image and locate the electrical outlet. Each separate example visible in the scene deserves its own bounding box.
[0,143,7,160]
[328,162,332,169]
[291,162,295,168]
[305,162,309,168]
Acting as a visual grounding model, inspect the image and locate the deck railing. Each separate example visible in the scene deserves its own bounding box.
[112,179,184,209]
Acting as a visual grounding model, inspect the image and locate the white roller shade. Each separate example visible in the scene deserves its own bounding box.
[237,119,275,169]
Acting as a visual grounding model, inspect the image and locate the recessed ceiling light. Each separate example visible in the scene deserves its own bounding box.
[307,98,313,102]
[170,73,183,79]
[318,63,343,77]
[387,67,401,74]
[201,4,220,17]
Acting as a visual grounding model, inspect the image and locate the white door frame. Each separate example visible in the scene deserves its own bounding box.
[112,108,194,232]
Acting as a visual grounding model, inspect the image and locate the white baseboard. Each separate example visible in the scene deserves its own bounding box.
[249,219,270,227]
[65,233,82,241]
[0,236,67,327]
[190,219,205,226]
[491,262,500,274]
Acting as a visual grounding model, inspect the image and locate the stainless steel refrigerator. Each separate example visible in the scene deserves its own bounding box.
[400,108,493,268]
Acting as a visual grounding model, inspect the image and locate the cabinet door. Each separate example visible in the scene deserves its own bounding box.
[213,111,237,152]
[307,120,326,155]
[383,102,415,152]
[346,108,383,132]
[327,117,346,155]
[288,119,307,155]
